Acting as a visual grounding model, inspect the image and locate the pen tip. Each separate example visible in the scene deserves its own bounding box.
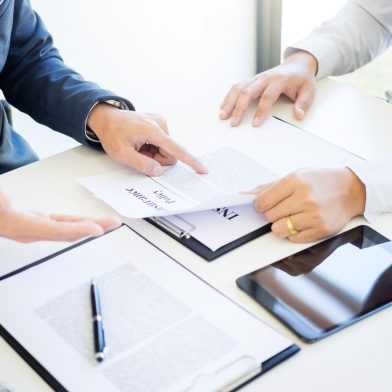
[95,352,105,362]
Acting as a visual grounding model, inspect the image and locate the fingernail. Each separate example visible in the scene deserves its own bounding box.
[109,217,122,229]
[252,117,261,127]
[199,165,208,174]
[91,225,105,237]
[296,107,305,119]
[150,165,163,177]
[230,116,238,126]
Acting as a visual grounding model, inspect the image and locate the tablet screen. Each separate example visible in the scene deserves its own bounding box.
[237,226,392,342]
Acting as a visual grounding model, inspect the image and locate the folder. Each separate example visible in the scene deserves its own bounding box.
[0,225,298,392]
[146,204,272,261]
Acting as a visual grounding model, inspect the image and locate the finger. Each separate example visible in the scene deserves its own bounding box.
[146,131,208,174]
[220,83,243,119]
[114,145,165,176]
[0,211,106,242]
[39,220,106,242]
[263,196,304,223]
[253,175,296,213]
[220,81,251,120]
[241,181,275,195]
[47,214,91,222]
[0,190,11,209]
[140,143,178,166]
[293,82,316,120]
[151,149,177,166]
[288,228,326,243]
[271,213,309,239]
[229,80,267,127]
[91,216,122,231]
[50,215,121,232]
[253,81,284,126]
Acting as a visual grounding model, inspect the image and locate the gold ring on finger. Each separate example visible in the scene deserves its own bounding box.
[286,215,299,236]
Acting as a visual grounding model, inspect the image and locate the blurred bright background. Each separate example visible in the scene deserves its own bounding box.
[283,0,392,98]
[8,0,392,159]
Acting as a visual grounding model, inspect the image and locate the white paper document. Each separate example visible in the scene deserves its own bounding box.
[79,147,278,219]
[0,382,15,392]
[160,204,269,252]
[0,226,295,392]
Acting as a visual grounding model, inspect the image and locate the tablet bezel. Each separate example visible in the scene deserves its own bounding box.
[237,225,392,342]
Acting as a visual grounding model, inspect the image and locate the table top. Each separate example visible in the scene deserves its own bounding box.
[1,79,392,391]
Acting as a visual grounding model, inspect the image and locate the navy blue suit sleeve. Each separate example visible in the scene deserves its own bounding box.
[0,0,134,143]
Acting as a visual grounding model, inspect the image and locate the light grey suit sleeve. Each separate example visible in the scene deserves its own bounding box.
[284,0,392,79]
[284,0,392,220]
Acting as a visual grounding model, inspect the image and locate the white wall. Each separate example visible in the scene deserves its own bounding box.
[14,0,256,157]
[281,0,346,52]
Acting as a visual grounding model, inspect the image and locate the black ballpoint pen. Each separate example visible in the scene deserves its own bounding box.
[90,279,108,362]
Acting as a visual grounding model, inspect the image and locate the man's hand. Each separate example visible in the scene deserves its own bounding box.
[250,168,366,243]
[87,105,208,176]
[0,191,121,243]
[220,51,318,127]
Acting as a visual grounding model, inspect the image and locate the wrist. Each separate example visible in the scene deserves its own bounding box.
[284,50,318,77]
[87,103,119,139]
[345,168,366,218]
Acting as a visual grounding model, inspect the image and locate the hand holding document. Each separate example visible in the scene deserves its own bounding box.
[79,147,278,219]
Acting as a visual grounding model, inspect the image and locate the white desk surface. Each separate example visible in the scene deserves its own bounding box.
[1,79,392,391]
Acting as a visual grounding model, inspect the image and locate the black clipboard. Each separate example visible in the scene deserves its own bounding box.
[0,225,298,391]
[146,216,272,261]
[0,322,299,392]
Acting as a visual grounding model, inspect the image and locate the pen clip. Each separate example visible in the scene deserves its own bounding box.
[152,216,195,239]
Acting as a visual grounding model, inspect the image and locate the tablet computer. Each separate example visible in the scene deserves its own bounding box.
[237,225,392,342]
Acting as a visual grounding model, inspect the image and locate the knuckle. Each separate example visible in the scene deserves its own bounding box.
[302,194,318,210]
[142,118,157,131]
[288,172,309,189]
[289,235,303,243]
[260,92,273,102]
[283,173,300,188]
[153,113,166,122]
[266,70,285,82]
[309,211,332,236]
[154,114,168,127]
[271,222,285,238]
[255,194,270,210]
[263,210,275,222]
[231,83,243,94]
[320,219,335,236]
[320,224,330,235]
[240,88,252,98]
[106,142,123,158]
[234,101,247,111]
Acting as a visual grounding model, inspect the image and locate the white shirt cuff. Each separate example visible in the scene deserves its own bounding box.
[347,157,392,221]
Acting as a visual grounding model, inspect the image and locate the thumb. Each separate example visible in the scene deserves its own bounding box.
[293,82,315,120]
[121,148,164,177]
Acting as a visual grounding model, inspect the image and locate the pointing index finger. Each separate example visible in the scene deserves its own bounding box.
[148,131,208,174]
